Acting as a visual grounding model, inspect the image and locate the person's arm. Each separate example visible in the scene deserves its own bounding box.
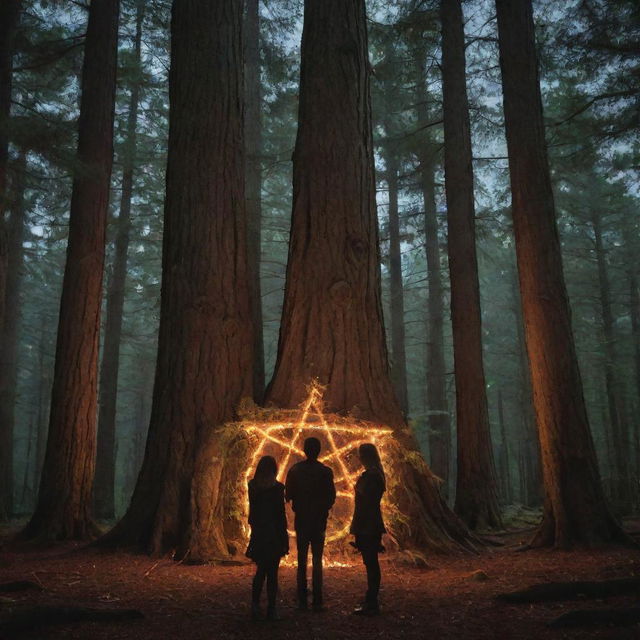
[285,466,295,503]
[326,467,336,510]
[277,485,289,553]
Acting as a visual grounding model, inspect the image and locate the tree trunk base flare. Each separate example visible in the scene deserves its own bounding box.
[97,425,248,564]
[525,497,636,550]
[0,606,143,635]
[496,577,640,603]
[547,608,640,629]
[241,384,481,555]
[17,509,101,544]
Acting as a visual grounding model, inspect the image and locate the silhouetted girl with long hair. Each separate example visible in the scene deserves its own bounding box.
[247,455,288,620]
[350,442,386,615]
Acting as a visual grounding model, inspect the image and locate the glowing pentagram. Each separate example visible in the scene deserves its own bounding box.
[242,382,394,543]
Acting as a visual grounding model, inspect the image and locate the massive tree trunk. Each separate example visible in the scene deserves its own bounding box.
[94,2,143,522]
[383,140,409,416]
[441,0,502,530]
[101,0,253,562]
[590,210,631,513]
[0,1,21,520]
[20,0,119,541]
[266,0,477,552]
[0,151,26,520]
[245,0,265,402]
[496,0,628,547]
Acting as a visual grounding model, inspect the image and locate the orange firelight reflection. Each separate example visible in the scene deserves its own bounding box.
[242,383,394,546]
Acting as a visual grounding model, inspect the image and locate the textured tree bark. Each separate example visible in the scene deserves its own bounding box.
[441,0,502,530]
[20,0,120,541]
[101,0,253,562]
[94,2,144,522]
[384,142,409,416]
[266,0,477,552]
[0,2,22,460]
[0,151,26,520]
[420,152,451,495]
[496,0,629,547]
[497,389,511,503]
[0,0,21,520]
[245,0,265,402]
[511,267,542,506]
[34,315,51,489]
[590,210,631,514]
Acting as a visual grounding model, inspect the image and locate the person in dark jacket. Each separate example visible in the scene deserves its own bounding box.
[247,455,288,621]
[350,442,386,616]
[285,437,336,611]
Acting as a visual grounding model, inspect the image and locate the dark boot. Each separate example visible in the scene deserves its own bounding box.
[353,602,380,616]
[251,602,263,621]
[266,604,281,621]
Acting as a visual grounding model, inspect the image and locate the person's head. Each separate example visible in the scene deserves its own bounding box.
[303,437,321,461]
[359,443,384,477]
[253,455,278,489]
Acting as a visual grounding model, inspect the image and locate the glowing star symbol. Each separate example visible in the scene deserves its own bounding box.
[243,382,394,543]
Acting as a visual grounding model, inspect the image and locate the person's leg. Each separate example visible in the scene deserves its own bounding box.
[296,531,310,608]
[252,562,267,619]
[266,557,280,619]
[363,548,380,608]
[310,530,326,608]
[354,535,381,615]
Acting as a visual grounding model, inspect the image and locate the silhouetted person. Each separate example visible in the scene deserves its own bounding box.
[350,442,386,616]
[246,455,288,621]
[285,436,336,611]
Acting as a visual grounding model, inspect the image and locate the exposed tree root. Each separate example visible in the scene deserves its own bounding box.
[0,581,42,593]
[496,577,640,603]
[548,608,640,628]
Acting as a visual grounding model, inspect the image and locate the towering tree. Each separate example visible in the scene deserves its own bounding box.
[102,0,252,561]
[589,206,630,513]
[383,130,409,416]
[94,1,144,521]
[21,0,120,540]
[0,151,26,519]
[409,38,452,491]
[0,0,22,521]
[440,0,501,529]
[266,0,477,552]
[245,0,265,402]
[496,0,628,547]
[420,154,452,493]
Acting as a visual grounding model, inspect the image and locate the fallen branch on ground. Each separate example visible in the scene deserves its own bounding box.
[0,581,42,593]
[495,577,640,603]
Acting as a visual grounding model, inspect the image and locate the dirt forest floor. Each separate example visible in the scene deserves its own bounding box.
[1,527,640,640]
